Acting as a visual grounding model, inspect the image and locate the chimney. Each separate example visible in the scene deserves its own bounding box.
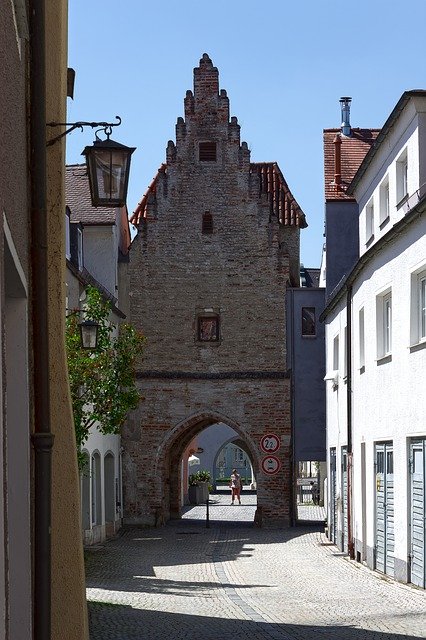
[340,96,352,137]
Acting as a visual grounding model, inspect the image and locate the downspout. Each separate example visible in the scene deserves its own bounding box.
[346,286,354,559]
[29,1,54,639]
[288,287,297,526]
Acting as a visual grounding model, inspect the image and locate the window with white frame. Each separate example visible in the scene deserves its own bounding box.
[366,200,374,242]
[359,307,365,369]
[343,326,347,378]
[376,289,392,358]
[333,334,339,372]
[396,149,408,205]
[379,177,390,225]
[410,268,426,345]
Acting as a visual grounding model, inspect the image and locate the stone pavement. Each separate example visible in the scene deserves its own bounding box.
[86,494,426,640]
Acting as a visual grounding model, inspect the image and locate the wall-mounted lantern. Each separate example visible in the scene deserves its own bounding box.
[78,319,99,350]
[82,135,135,207]
[47,115,136,207]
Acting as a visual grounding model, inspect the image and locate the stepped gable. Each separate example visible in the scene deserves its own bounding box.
[131,53,306,229]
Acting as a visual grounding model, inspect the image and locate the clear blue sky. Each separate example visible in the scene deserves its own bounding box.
[67,0,426,267]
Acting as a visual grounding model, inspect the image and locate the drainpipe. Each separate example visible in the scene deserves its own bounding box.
[288,287,297,526]
[29,1,54,639]
[346,286,354,559]
[333,134,342,193]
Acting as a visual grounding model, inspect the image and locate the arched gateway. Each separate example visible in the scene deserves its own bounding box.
[123,54,307,528]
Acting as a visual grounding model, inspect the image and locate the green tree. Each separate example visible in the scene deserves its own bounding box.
[66,286,145,465]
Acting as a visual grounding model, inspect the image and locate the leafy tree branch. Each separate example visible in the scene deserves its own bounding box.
[65,286,145,463]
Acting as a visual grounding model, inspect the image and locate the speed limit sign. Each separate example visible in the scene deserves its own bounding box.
[260,433,280,453]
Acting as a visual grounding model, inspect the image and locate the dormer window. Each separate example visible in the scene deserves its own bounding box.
[202,211,213,234]
[199,142,216,162]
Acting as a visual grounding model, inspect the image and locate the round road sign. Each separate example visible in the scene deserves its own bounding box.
[260,433,280,453]
[261,455,281,475]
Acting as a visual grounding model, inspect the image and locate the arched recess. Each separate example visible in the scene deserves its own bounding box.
[104,452,115,523]
[91,451,102,526]
[80,451,90,530]
[154,410,259,521]
[212,435,255,488]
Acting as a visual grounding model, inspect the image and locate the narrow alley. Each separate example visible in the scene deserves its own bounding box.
[86,494,426,640]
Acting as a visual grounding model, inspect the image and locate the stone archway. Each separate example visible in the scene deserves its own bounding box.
[212,434,256,489]
[159,411,259,521]
[123,387,292,530]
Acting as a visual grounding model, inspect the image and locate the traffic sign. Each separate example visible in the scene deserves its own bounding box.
[260,433,280,453]
[261,455,281,475]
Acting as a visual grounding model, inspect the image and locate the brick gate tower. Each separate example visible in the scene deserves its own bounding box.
[125,54,307,528]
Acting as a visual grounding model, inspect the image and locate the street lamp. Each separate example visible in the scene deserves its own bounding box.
[78,319,99,350]
[82,132,135,207]
[47,115,136,207]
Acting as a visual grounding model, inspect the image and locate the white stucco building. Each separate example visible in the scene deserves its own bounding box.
[66,165,132,544]
[322,91,426,588]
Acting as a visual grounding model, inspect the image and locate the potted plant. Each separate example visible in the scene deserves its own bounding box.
[188,470,211,504]
[188,474,200,505]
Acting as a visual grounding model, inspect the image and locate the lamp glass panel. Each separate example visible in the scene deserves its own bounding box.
[80,323,98,349]
[94,148,128,203]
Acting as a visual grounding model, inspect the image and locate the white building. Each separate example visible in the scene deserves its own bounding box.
[322,91,426,588]
[66,164,132,545]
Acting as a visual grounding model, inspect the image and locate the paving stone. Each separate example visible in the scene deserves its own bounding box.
[86,494,426,639]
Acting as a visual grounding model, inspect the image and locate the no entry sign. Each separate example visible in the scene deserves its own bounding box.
[261,455,281,475]
[260,433,280,453]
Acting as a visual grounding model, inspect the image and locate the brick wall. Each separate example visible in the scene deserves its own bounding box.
[125,54,301,528]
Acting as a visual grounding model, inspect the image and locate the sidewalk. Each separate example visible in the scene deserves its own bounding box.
[86,497,426,639]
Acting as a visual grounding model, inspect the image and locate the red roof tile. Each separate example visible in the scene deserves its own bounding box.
[323,129,380,201]
[65,164,119,224]
[130,162,307,228]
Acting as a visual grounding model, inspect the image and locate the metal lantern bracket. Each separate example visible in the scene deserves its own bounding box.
[46,115,121,147]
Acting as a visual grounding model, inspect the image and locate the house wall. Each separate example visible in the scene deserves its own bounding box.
[287,287,326,463]
[0,4,31,638]
[357,99,426,254]
[324,200,359,298]
[45,1,89,637]
[325,300,348,550]
[351,214,426,581]
[83,225,117,297]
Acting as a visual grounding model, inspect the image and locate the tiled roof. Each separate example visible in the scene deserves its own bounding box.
[323,129,380,201]
[130,162,307,228]
[65,164,118,224]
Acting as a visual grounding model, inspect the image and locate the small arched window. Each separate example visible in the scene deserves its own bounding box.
[202,212,213,234]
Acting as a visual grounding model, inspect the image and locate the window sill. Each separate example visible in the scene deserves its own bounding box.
[396,194,409,210]
[359,365,365,374]
[379,216,390,230]
[302,334,317,339]
[195,340,221,347]
[409,340,426,354]
[376,354,392,365]
[366,234,375,248]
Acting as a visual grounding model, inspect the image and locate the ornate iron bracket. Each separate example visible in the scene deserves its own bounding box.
[46,115,121,147]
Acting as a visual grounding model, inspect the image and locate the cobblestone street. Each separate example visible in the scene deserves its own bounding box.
[86,495,426,640]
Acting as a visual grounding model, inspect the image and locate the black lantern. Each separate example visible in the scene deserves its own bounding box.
[78,319,99,350]
[82,135,135,207]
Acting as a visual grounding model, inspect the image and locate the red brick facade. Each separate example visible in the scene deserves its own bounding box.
[124,54,305,528]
